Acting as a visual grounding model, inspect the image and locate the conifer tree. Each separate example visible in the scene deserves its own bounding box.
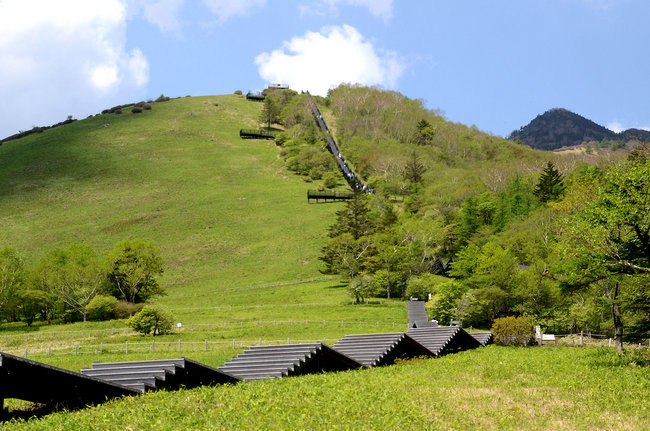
[534,161,564,202]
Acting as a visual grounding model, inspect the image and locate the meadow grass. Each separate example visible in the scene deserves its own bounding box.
[4,346,648,430]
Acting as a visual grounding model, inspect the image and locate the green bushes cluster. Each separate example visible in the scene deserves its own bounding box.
[491,316,534,346]
[0,239,164,326]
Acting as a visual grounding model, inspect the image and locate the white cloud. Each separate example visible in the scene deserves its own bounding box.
[606,120,625,134]
[607,120,650,134]
[300,0,393,22]
[0,0,149,138]
[139,0,185,34]
[202,0,265,24]
[255,25,405,96]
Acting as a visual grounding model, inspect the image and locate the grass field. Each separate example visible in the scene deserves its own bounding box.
[4,346,649,430]
[1,95,647,428]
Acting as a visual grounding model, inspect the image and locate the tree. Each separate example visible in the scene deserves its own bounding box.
[0,248,24,320]
[328,193,374,240]
[106,239,165,304]
[347,275,373,303]
[558,160,650,351]
[413,119,434,146]
[41,244,108,322]
[127,305,173,336]
[16,289,50,326]
[259,96,281,129]
[403,151,426,183]
[320,233,373,279]
[534,161,564,202]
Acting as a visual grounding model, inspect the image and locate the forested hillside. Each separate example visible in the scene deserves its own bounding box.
[267,84,648,345]
[508,108,650,151]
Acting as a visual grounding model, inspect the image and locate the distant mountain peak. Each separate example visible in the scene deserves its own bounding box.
[509,108,650,151]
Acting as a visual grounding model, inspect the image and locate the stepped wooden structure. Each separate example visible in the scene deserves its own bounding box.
[331,332,431,368]
[407,326,482,357]
[470,332,494,346]
[245,92,265,101]
[217,343,362,381]
[239,128,276,140]
[308,98,368,192]
[307,189,353,203]
[408,300,438,328]
[0,352,137,413]
[81,357,238,393]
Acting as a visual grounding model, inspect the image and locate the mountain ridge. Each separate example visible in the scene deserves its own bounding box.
[508,108,650,151]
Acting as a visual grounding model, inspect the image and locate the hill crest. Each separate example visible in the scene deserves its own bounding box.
[508,108,650,150]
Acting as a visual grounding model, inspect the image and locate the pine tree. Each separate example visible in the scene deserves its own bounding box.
[403,151,426,183]
[534,162,564,202]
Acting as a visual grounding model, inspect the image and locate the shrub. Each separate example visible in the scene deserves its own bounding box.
[86,295,118,321]
[234,90,243,95]
[127,305,173,336]
[309,166,324,180]
[491,316,534,346]
[405,273,441,301]
[143,103,152,110]
[114,300,134,319]
[322,172,338,189]
[132,106,143,114]
[155,94,171,102]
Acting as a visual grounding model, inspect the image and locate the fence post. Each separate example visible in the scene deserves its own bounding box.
[580,331,583,346]
[609,338,612,347]
[205,340,208,352]
[151,340,155,353]
[208,323,211,330]
[178,339,181,352]
[287,338,290,344]
[75,344,78,355]
[24,348,28,357]
[48,345,51,356]
[100,342,103,353]
[126,341,128,354]
[232,339,235,349]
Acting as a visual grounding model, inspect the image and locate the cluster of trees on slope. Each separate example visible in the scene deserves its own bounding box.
[0,239,164,326]
[306,84,647,348]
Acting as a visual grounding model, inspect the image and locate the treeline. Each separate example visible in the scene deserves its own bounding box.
[0,239,164,326]
[302,84,648,347]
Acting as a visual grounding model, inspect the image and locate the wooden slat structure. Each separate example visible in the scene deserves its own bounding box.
[239,128,276,140]
[408,300,438,328]
[331,332,431,368]
[218,343,362,381]
[307,189,353,203]
[81,357,238,393]
[246,93,265,101]
[0,352,137,412]
[470,332,493,346]
[407,326,482,357]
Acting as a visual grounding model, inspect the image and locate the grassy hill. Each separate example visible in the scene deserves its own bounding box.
[0,95,409,362]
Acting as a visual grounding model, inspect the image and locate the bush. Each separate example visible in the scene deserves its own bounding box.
[127,305,173,336]
[491,316,534,346]
[371,269,405,299]
[322,172,338,189]
[405,273,444,301]
[86,295,117,321]
[155,94,171,102]
[143,103,152,110]
[234,90,243,95]
[132,106,143,114]
[114,300,147,319]
[114,300,133,319]
[309,166,324,180]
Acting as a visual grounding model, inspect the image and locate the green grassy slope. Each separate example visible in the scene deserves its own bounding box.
[0,95,334,290]
[0,94,409,365]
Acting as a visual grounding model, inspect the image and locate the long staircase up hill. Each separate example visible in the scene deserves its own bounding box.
[308,98,369,192]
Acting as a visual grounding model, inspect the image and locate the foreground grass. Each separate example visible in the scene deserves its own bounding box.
[5,346,648,430]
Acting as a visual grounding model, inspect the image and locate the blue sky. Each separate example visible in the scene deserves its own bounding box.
[1,0,649,139]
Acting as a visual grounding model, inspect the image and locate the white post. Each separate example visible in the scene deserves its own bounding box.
[125,341,128,354]
[178,339,181,352]
[205,340,208,352]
